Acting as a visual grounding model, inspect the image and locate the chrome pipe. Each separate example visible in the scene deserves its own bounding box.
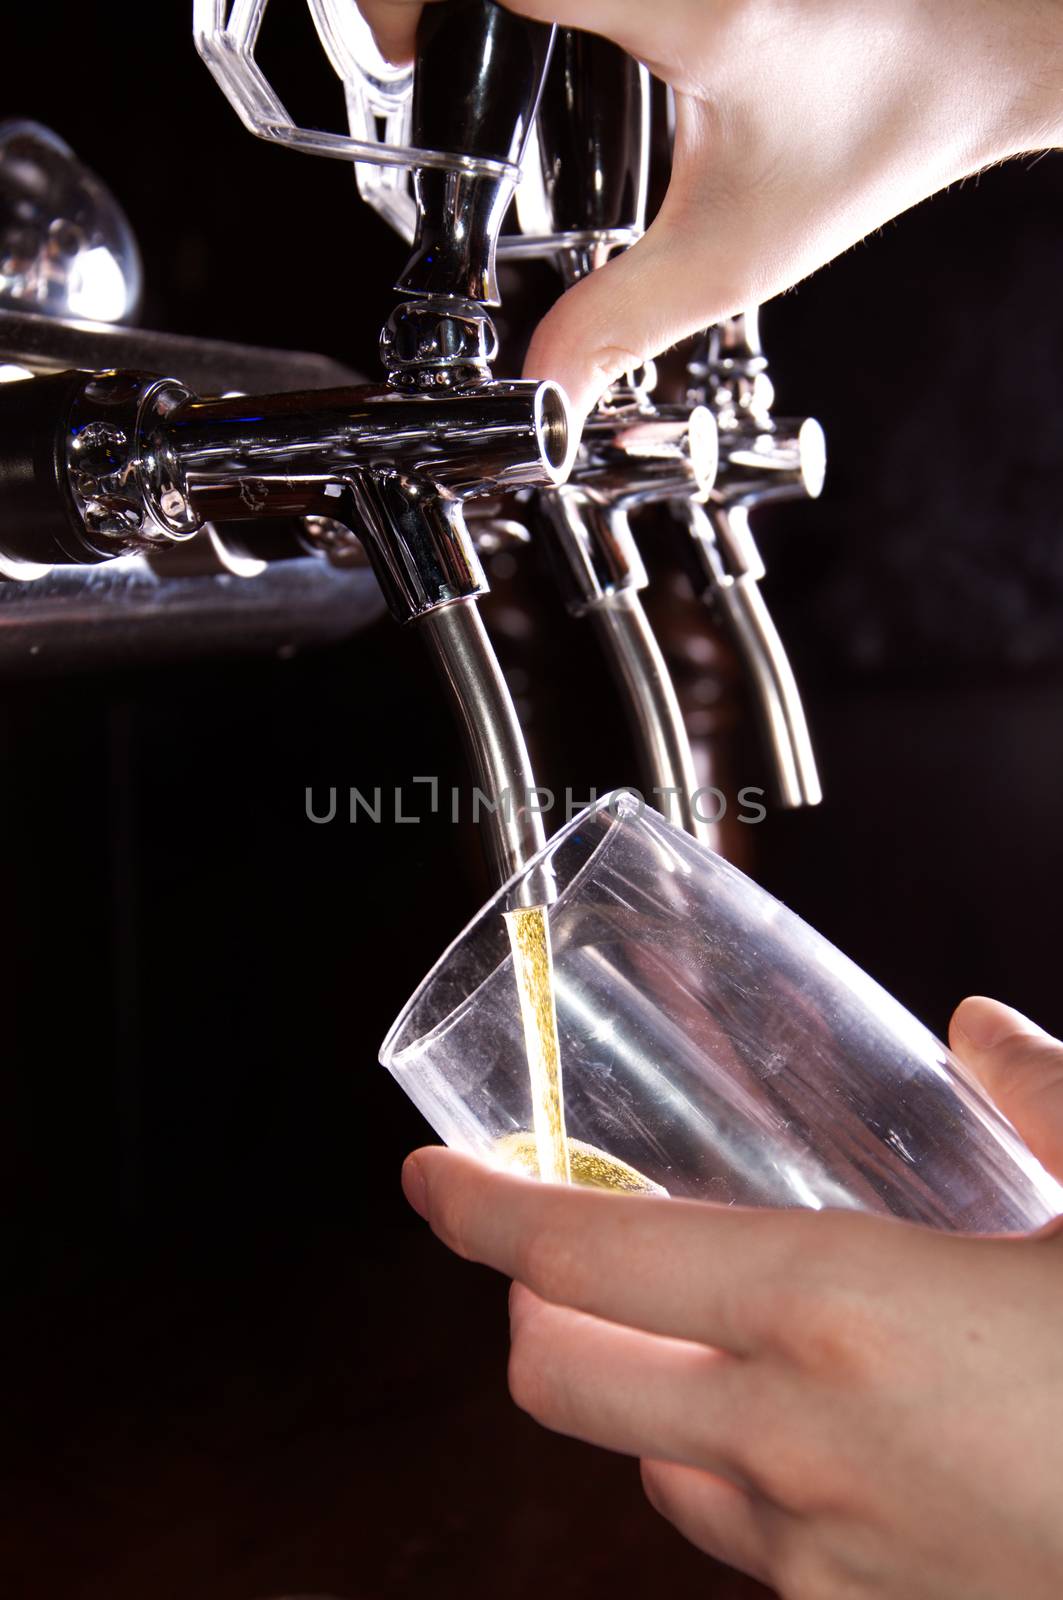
[578,400,718,509]
[536,487,713,844]
[682,311,824,810]
[590,589,714,844]
[715,570,821,810]
[417,598,554,902]
[0,368,571,617]
[533,388,717,846]
[684,501,821,809]
[170,381,572,513]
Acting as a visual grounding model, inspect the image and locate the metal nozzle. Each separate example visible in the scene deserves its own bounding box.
[682,311,824,810]
[683,500,821,810]
[418,598,554,904]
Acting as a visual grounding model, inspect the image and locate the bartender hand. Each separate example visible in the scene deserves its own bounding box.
[360,0,1063,414]
[401,995,1063,1598]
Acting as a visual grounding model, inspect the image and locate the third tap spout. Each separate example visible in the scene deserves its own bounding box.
[683,311,824,810]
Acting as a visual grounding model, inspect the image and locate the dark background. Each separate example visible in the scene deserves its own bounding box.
[2,4,1063,1597]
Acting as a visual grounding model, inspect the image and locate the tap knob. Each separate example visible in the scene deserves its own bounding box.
[533,30,649,281]
[395,0,555,306]
[716,413,827,512]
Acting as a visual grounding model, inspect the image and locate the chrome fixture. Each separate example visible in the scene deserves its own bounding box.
[2,4,822,878]
[0,1,572,901]
[537,369,719,843]
[0,121,142,325]
[681,310,823,808]
[0,301,388,615]
[527,32,718,843]
[194,0,637,264]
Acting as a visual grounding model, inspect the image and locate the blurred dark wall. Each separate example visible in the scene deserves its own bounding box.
[3,3,1063,1261]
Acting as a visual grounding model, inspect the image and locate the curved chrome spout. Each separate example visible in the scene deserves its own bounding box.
[419,599,553,901]
[683,501,821,809]
[590,589,707,839]
[684,311,824,809]
[536,458,715,846]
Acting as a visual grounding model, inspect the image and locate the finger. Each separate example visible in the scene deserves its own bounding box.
[360,0,674,79]
[496,1,688,81]
[521,94,788,417]
[403,1145,816,1353]
[641,1458,783,1586]
[950,997,1063,1181]
[357,0,425,64]
[507,1284,756,1482]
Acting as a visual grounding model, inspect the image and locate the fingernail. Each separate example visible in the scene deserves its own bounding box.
[954,996,1042,1051]
[402,1155,428,1219]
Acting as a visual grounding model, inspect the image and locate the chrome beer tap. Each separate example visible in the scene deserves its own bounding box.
[526,30,719,843]
[0,0,571,897]
[681,310,823,808]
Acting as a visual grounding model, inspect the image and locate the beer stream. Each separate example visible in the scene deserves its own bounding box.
[502,905,665,1195]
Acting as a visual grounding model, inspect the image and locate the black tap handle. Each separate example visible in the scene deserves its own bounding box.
[413,0,554,165]
[396,0,555,305]
[537,28,647,239]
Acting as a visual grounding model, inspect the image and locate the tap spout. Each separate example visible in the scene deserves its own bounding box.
[683,500,822,810]
[418,598,553,903]
[536,484,714,846]
[527,32,717,845]
[682,312,824,809]
[590,588,708,841]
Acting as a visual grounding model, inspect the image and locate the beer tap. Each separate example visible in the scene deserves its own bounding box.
[681,310,823,808]
[0,0,571,898]
[527,30,719,843]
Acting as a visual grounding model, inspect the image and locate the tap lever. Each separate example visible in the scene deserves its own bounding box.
[397,0,555,305]
[528,29,650,280]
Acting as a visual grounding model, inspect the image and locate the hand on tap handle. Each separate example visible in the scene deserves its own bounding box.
[362,0,1063,414]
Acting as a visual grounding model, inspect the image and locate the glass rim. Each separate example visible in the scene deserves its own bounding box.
[378,787,648,1069]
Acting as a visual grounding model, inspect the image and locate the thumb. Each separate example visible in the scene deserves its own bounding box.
[950,997,1063,1182]
[356,0,425,64]
[521,93,778,416]
[522,196,745,419]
